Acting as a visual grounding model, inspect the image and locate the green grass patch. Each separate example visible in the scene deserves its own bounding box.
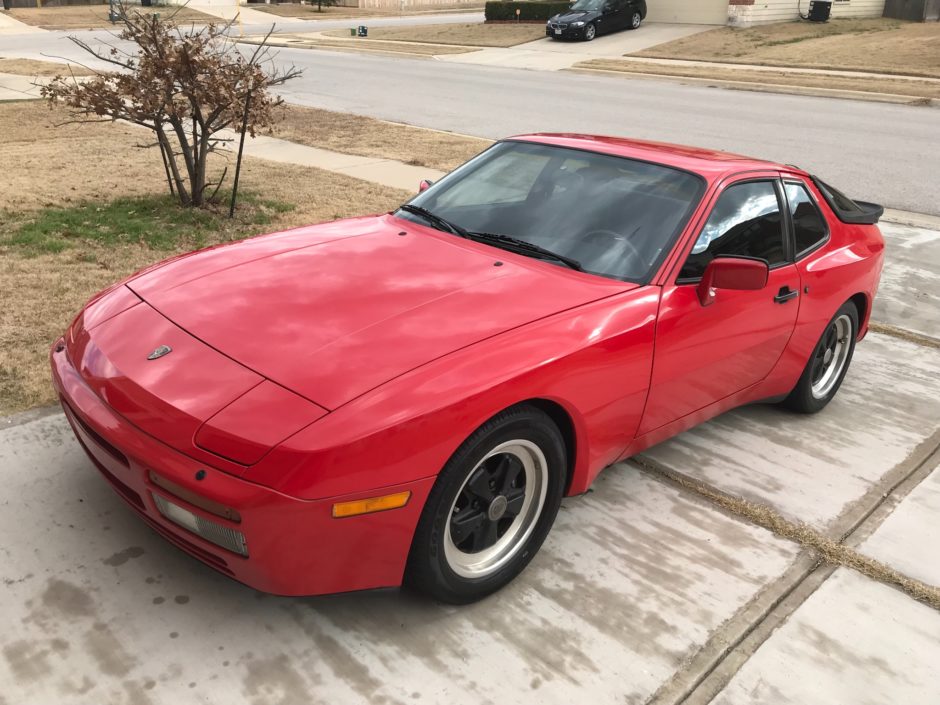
[3,192,294,257]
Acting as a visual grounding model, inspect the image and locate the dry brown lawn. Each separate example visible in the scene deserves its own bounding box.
[8,5,217,30]
[0,101,409,415]
[323,22,546,47]
[633,18,940,78]
[252,3,483,19]
[270,103,492,172]
[0,58,95,78]
[576,58,940,100]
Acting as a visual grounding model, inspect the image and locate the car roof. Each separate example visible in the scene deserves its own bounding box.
[508,133,800,181]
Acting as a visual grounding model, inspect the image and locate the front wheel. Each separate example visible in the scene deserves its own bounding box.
[629,11,642,29]
[583,23,596,41]
[783,302,858,413]
[405,405,566,603]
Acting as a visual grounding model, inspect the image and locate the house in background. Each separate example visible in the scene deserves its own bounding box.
[645,0,886,26]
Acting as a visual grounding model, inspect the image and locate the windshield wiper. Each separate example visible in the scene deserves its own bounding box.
[398,204,470,238]
[466,231,584,272]
[398,205,583,272]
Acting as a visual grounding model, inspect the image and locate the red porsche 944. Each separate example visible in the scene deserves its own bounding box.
[52,135,884,603]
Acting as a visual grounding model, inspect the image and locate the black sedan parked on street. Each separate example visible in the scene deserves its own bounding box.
[546,0,646,41]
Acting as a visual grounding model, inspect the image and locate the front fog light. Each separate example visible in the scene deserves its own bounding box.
[153,493,249,557]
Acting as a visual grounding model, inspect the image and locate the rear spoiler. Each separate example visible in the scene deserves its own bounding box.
[811,175,883,225]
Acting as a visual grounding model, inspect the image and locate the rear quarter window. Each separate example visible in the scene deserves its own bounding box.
[784,182,828,257]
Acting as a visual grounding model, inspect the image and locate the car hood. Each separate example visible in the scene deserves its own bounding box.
[127,214,633,410]
[551,11,599,22]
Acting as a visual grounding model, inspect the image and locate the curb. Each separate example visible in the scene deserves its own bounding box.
[628,54,940,82]
[238,37,439,60]
[881,208,940,230]
[564,66,937,108]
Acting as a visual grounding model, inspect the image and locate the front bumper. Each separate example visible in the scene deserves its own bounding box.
[546,24,589,39]
[51,339,434,596]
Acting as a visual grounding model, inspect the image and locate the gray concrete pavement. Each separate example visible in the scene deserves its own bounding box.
[710,568,940,705]
[0,414,799,704]
[1,29,938,215]
[860,464,940,587]
[873,221,940,341]
[0,11,43,35]
[216,128,445,190]
[439,23,712,70]
[0,71,45,101]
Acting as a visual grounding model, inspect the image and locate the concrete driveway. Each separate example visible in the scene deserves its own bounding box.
[1,216,938,704]
[441,22,712,70]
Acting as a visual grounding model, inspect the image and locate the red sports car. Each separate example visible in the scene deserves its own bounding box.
[52,135,884,603]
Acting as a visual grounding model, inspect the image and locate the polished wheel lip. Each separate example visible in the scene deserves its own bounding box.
[443,439,548,580]
[811,314,853,399]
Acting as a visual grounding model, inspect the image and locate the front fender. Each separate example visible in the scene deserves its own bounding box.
[246,287,660,500]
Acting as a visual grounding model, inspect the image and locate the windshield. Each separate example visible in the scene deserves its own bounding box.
[569,0,604,11]
[398,141,704,283]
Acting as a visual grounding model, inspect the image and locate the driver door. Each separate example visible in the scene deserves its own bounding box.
[638,176,801,434]
[602,0,627,32]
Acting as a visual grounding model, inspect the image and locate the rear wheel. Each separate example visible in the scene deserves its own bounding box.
[783,302,858,413]
[405,405,566,603]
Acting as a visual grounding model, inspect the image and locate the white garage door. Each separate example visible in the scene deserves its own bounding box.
[645,0,729,24]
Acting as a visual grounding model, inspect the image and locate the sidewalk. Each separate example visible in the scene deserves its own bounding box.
[0,10,45,35]
[217,128,444,190]
[0,71,45,101]
[186,2,280,25]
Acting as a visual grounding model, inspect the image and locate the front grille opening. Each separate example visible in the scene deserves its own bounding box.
[62,400,129,468]
[79,440,145,511]
[143,514,232,573]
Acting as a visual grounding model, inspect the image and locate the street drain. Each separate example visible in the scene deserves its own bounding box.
[634,457,940,612]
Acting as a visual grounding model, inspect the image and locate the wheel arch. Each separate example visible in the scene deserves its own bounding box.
[524,398,578,495]
[848,292,870,338]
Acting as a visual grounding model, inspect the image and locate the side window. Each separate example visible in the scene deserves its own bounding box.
[680,181,785,281]
[785,182,828,256]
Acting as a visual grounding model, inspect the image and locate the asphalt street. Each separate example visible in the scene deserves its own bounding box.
[1,21,938,215]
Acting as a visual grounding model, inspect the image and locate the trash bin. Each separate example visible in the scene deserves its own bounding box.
[349,27,356,36]
[807,0,832,21]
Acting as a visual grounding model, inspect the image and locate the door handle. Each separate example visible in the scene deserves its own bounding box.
[774,287,799,304]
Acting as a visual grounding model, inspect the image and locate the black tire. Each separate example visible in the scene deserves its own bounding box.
[783,301,859,414]
[628,11,642,29]
[583,23,596,41]
[405,404,566,604]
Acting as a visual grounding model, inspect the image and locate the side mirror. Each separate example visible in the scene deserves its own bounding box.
[418,179,434,193]
[697,256,768,306]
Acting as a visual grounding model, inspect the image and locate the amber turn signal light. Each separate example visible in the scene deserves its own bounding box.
[332,491,411,519]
